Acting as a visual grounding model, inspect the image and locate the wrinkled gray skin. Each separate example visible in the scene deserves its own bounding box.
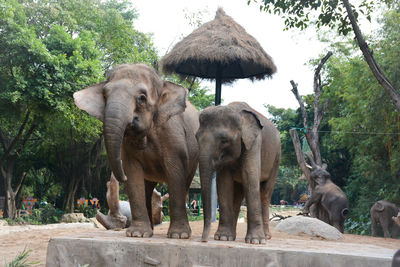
[74,64,199,239]
[392,212,400,228]
[370,200,400,238]
[96,174,168,229]
[196,102,281,244]
[303,156,349,233]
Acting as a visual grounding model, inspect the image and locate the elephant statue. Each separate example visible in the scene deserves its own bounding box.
[96,173,129,229]
[74,64,199,238]
[196,102,281,244]
[303,154,349,233]
[96,174,169,229]
[370,200,400,238]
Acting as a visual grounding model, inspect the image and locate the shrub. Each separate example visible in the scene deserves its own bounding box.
[344,213,371,235]
[4,247,39,267]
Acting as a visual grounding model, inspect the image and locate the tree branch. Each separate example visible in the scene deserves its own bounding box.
[0,128,8,151]
[289,129,312,190]
[290,80,309,129]
[342,0,400,113]
[0,110,31,164]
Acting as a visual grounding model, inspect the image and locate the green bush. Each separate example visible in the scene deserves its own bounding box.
[78,205,98,218]
[344,213,371,235]
[40,205,61,224]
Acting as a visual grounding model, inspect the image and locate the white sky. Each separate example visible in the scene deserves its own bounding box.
[130,0,370,116]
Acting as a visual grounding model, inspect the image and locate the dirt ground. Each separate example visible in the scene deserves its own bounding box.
[1,211,400,267]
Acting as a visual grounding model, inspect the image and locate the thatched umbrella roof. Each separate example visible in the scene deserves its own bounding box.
[160,8,277,83]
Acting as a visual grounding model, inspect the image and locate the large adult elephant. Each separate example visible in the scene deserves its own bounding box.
[74,64,199,239]
[196,102,281,244]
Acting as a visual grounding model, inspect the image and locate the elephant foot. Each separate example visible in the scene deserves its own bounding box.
[167,221,191,239]
[96,211,127,230]
[126,221,153,238]
[264,225,272,240]
[214,226,236,241]
[245,226,266,244]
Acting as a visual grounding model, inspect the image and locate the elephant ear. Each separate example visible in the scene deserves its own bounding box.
[73,82,106,121]
[155,81,187,125]
[240,108,265,150]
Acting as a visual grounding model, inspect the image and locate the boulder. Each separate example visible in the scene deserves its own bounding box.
[275,216,344,240]
[60,213,89,223]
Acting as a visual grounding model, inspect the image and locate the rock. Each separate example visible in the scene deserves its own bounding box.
[0,219,8,226]
[275,216,344,240]
[60,213,87,223]
[89,218,105,229]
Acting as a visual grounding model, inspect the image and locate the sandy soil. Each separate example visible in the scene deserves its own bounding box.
[1,213,399,266]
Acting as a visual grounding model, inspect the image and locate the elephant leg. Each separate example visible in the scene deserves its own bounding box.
[124,161,153,238]
[392,223,400,238]
[260,179,275,240]
[165,160,191,239]
[215,168,236,241]
[381,218,391,238]
[145,181,157,229]
[232,181,244,233]
[241,151,265,244]
[371,217,377,237]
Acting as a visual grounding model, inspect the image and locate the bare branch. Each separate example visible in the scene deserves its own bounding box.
[15,172,27,195]
[290,80,309,129]
[289,129,312,190]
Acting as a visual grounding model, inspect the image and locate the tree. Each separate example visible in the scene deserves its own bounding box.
[0,0,158,216]
[250,0,400,113]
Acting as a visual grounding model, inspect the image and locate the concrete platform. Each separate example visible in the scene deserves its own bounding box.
[46,230,396,267]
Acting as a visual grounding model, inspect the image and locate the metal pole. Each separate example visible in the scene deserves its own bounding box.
[211,67,222,222]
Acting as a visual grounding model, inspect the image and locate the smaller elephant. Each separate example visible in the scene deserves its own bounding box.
[371,200,400,238]
[196,102,281,244]
[303,155,349,233]
[96,174,169,229]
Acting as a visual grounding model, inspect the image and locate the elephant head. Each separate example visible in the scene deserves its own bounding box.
[305,152,330,186]
[196,102,264,241]
[73,64,187,182]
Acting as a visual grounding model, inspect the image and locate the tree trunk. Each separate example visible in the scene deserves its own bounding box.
[1,158,17,219]
[342,0,400,113]
[63,176,80,213]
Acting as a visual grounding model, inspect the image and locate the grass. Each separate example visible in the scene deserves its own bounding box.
[3,248,39,267]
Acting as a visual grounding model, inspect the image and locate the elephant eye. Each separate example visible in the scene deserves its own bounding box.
[137,94,147,104]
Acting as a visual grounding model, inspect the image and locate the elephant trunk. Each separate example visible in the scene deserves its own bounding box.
[104,101,132,182]
[199,155,214,242]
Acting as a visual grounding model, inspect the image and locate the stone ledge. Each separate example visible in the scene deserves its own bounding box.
[46,230,394,267]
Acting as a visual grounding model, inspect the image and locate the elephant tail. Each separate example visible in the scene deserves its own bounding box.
[341,208,349,218]
[375,201,385,212]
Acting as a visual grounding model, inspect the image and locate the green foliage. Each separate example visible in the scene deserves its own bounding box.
[249,0,375,35]
[4,247,39,267]
[40,204,61,224]
[344,213,371,235]
[78,205,97,218]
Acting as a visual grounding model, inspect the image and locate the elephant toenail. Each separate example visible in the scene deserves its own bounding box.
[171,233,179,239]
[181,233,189,239]
[133,231,141,237]
[220,236,228,241]
[260,238,266,244]
[228,236,235,241]
[251,239,259,244]
[214,234,220,240]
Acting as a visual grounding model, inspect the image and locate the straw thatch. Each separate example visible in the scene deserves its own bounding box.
[160,8,276,83]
